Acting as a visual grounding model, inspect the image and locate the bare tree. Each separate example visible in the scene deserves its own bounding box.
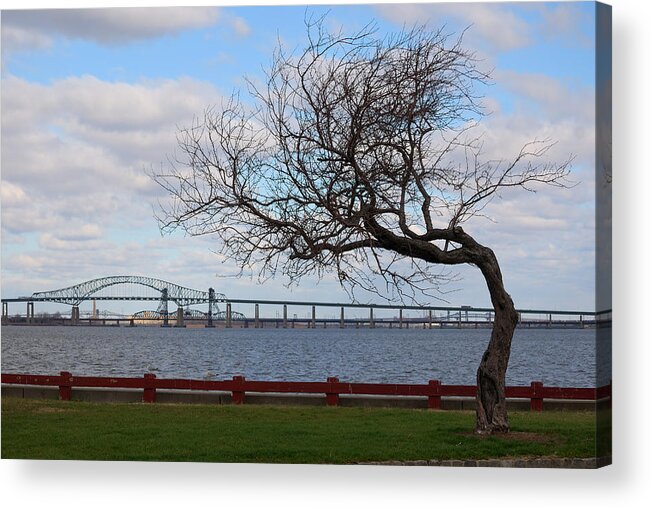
[152,19,571,434]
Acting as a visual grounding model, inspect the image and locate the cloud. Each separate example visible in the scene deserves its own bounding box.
[531,2,594,47]
[0,181,29,208]
[375,2,531,51]
[375,2,594,55]
[38,232,107,251]
[1,74,224,244]
[1,7,255,59]
[230,16,252,38]
[0,23,52,52]
[494,70,595,124]
[1,7,220,51]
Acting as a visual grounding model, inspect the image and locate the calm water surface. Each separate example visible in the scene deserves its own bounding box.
[1,326,609,387]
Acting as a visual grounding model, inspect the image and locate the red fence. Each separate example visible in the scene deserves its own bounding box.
[1,372,612,411]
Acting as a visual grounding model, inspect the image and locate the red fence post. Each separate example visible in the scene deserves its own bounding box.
[530,381,544,411]
[143,373,157,403]
[326,377,340,406]
[232,375,246,404]
[598,379,612,409]
[59,371,72,401]
[428,380,441,409]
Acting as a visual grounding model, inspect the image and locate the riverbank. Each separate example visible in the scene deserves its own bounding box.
[1,397,611,466]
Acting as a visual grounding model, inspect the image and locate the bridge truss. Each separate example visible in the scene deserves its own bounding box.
[133,309,246,321]
[26,276,226,313]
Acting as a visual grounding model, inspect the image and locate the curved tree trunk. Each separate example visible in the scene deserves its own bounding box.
[475,247,519,434]
[363,220,519,433]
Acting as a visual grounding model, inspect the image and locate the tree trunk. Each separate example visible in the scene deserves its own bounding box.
[474,247,519,434]
[363,221,519,433]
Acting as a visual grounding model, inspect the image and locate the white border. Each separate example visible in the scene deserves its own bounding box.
[1,1,648,507]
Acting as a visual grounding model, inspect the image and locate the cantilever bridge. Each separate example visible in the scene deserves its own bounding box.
[1,275,608,329]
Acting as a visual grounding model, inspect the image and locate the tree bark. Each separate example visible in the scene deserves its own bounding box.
[474,247,519,434]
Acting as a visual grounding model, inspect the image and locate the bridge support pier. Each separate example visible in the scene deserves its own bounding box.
[283,304,287,328]
[161,288,169,327]
[428,309,432,329]
[206,288,215,328]
[71,306,79,325]
[226,303,232,328]
[254,304,260,328]
[26,302,35,323]
[369,307,374,328]
[340,307,345,329]
[399,308,403,329]
[2,301,9,325]
[311,305,316,329]
[175,307,185,328]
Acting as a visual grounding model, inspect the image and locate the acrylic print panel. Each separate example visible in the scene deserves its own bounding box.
[0,1,611,468]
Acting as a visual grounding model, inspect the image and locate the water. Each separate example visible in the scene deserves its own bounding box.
[0,326,610,387]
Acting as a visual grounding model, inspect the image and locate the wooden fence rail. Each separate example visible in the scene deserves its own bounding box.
[1,372,612,411]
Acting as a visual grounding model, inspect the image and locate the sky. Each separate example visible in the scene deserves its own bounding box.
[0,1,604,316]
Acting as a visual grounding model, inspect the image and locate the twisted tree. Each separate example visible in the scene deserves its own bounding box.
[153,20,571,434]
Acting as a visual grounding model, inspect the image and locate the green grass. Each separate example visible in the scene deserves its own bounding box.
[1,398,609,463]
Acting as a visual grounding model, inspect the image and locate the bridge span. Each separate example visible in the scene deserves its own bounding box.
[1,275,609,329]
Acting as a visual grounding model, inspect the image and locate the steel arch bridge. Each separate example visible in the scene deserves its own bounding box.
[28,276,227,309]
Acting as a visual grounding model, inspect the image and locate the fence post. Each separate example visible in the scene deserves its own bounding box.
[427,380,441,409]
[59,371,73,401]
[530,381,544,411]
[232,375,246,404]
[598,379,613,409]
[326,377,340,406]
[143,373,157,403]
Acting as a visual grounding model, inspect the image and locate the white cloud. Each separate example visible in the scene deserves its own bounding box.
[530,2,594,47]
[376,2,531,51]
[0,23,52,52]
[0,74,224,247]
[230,16,251,38]
[38,232,106,251]
[0,181,30,207]
[375,1,594,56]
[495,70,595,124]
[1,7,221,52]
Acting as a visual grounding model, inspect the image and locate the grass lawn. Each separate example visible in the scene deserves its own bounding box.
[1,397,608,464]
